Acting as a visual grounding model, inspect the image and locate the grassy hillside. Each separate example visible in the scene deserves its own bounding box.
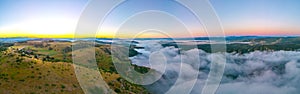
[0,41,149,94]
[0,49,83,93]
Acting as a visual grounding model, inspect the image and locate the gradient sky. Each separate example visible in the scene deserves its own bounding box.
[0,0,87,38]
[0,0,300,38]
[211,0,300,36]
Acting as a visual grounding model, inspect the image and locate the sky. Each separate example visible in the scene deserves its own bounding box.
[0,0,300,38]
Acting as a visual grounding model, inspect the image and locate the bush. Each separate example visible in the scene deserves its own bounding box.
[114,88,121,93]
[61,84,66,89]
[19,79,25,82]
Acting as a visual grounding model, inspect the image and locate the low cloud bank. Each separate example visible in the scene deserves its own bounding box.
[129,41,300,94]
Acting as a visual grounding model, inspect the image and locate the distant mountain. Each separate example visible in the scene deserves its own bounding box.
[0,38,36,43]
[1,36,299,43]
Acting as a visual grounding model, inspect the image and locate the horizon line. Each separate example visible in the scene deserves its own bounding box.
[1,35,300,39]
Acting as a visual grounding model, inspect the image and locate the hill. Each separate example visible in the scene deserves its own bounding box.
[0,40,149,94]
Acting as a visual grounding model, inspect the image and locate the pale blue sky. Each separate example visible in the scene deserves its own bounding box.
[0,0,299,37]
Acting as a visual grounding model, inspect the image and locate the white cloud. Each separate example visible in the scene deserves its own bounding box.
[129,41,300,94]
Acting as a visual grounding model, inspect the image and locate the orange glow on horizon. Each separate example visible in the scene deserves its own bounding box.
[225,28,300,36]
[1,29,299,38]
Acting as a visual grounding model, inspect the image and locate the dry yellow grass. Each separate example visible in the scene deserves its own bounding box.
[0,54,83,94]
[0,41,149,94]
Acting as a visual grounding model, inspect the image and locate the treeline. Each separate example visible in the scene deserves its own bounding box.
[162,43,300,54]
[0,43,13,52]
[198,43,300,54]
